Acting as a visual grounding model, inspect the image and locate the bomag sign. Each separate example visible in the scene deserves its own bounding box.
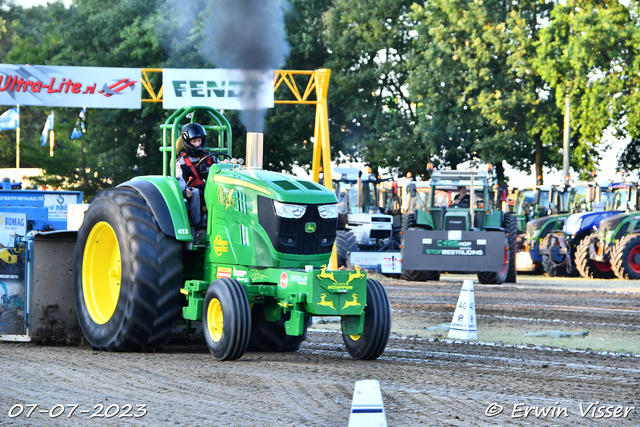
[163,69,273,110]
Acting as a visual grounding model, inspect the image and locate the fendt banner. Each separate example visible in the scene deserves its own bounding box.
[0,64,141,109]
[163,68,274,110]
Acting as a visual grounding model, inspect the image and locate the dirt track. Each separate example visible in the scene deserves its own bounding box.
[1,275,639,426]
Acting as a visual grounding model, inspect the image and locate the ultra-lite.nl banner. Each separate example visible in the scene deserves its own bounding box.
[0,64,141,109]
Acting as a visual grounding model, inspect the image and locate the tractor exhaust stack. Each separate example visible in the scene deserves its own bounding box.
[246,132,263,170]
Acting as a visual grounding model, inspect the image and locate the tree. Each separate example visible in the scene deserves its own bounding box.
[535,0,632,180]
[408,0,566,184]
[323,0,422,177]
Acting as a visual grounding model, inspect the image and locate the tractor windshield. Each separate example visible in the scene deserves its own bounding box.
[402,185,431,213]
[336,180,379,214]
[605,188,637,211]
[431,186,485,209]
[515,190,534,216]
[566,185,588,213]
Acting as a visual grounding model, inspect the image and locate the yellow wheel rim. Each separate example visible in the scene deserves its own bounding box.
[82,221,121,325]
[349,334,361,341]
[207,298,224,342]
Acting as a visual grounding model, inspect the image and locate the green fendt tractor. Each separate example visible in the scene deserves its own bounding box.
[400,170,517,284]
[73,106,391,361]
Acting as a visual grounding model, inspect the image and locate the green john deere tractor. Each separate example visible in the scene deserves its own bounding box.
[73,106,391,361]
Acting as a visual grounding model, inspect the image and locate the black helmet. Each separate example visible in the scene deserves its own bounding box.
[181,123,206,155]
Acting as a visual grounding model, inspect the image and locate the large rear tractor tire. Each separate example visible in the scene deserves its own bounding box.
[401,212,417,230]
[401,224,440,281]
[505,214,517,283]
[342,279,391,360]
[576,233,615,279]
[74,187,183,352]
[203,278,251,361]
[611,233,640,280]
[336,230,359,268]
[247,304,312,352]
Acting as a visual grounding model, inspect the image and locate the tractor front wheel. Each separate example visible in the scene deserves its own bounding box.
[401,226,440,281]
[74,187,183,351]
[203,278,251,361]
[576,233,615,279]
[342,279,391,360]
[477,236,510,285]
[611,233,640,280]
[504,214,517,283]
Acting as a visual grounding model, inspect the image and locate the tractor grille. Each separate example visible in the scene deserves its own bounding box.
[371,229,392,239]
[445,217,467,230]
[257,196,337,255]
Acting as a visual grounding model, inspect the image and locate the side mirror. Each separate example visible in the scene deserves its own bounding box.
[586,186,594,203]
[409,183,417,197]
[532,189,541,206]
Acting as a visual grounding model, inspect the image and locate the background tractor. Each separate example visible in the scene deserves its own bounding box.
[542,182,630,279]
[526,182,600,276]
[73,106,391,361]
[330,167,401,277]
[400,170,517,284]
[581,182,640,279]
[510,185,552,274]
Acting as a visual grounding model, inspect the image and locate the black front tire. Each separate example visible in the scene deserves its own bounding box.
[247,304,312,352]
[401,225,440,281]
[611,233,640,280]
[342,279,391,360]
[575,233,615,279]
[203,278,251,361]
[477,236,509,285]
[336,230,359,268]
[505,214,517,283]
[74,187,183,352]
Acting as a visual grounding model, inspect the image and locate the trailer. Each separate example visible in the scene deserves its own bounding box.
[0,179,83,341]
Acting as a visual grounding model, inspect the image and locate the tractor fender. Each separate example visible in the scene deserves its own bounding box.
[118,176,193,241]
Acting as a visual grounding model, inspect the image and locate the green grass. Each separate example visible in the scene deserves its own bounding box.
[398,317,640,354]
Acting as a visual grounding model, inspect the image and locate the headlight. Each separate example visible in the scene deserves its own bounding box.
[274,201,306,219]
[318,204,338,219]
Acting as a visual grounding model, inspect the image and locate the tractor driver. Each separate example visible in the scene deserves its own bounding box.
[176,123,218,226]
[451,186,470,207]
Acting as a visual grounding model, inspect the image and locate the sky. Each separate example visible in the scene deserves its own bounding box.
[13,0,632,186]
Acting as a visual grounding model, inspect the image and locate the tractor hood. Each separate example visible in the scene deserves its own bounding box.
[563,210,622,236]
[211,164,337,205]
[599,212,633,236]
